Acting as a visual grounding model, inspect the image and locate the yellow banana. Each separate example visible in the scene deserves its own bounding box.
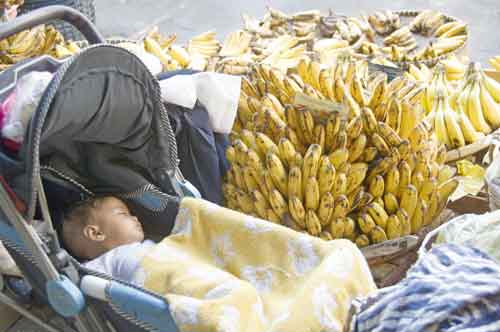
[347,163,369,193]
[358,212,376,235]
[438,178,459,203]
[361,107,379,134]
[386,215,402,240]
[400,185,418,220]
[369,175,385,198]
[328,148,349,169]
[253,190,270,219]
[329,218,345,239]
[366,202,388,229]
[314,124,326,152]
[325,114,341,153]
[363,147,378,162]
[306,210,322,236]
[372,133,391,156]
[318,157,336,196]
[333,195,350,219]
[479,80,500,128]
[318,192,335,225]
[437,165,456,184]
[288,166,303,201]
[289,196,306,228]
[467,78,492,134]
[332,173,347,198]
[278,137,296,168]
[343,217,357,241]
[385,167,400,195]
[236,190,254,214]
[348,134,367,163]
[269,189,288,219]
[396,208,411,235]
[305,177,320,210]
[243,166,260,192]
[386,98,402,132]
[267,153,288,196]
[255,132,279,159]
[299,110,315,143]
[378,122,402,146]
[267,209,282,224]
[302,144,322,184]
[371,226,388,244]
[384,192,399,214]
[398,161,412,197]
[411,198,427,233]
[355,234,371,247]
[347,116,364,140]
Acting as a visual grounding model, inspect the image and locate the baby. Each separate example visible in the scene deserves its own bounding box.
[62,196,155,283]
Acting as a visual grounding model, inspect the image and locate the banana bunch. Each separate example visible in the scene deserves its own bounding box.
[225,57,458,248]
[440,55,468,81]
[383,27,416,51]
[368,11,401,35]
[186,30,220,70]
[405,63,433,82]
[219,30,253,57]
[409,10,447,36]
[489,56,500,71]
[141,29,194,71]
[0,24,79,69]
[423,62,500,148]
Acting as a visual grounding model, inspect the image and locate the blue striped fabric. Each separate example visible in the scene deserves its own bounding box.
[354,244,500,332]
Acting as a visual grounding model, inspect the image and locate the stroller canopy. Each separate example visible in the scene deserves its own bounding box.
[14,45,179,222]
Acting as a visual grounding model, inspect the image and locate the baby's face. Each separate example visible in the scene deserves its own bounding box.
[94,197,144,248]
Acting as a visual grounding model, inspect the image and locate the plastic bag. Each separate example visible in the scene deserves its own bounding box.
[433,210,500,263]
[1,71,53,144]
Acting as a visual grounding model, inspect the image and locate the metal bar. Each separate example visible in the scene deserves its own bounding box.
[36,177,61,252]
[0,5,104,44]
[0,291,62,332]
[0,182,59,280]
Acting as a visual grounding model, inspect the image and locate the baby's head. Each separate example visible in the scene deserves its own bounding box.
[62,196,144,260]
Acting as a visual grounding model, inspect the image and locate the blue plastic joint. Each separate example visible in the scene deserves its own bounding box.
[179,180,201,198]
[46,276,85,317]
[107,282,178,332]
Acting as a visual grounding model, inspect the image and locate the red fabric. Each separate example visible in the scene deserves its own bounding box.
[0,176,26,214]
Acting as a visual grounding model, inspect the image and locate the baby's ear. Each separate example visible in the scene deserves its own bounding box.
[83,224,106,242]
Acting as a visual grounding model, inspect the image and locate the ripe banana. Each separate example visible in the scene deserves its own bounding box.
[305,177,320,210]
[371,226,388,244]
[306,210,322,235]
[366,202,388,229]
[400,185,418,220]
[289,196,306,228]
[318,157,336,196]
[269,189,288,219]
[386,215,402,240]
[267,153,288,196]
[318,192,335,225]
[369,175,385,198]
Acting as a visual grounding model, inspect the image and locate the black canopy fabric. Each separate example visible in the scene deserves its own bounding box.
[14,45,180,232]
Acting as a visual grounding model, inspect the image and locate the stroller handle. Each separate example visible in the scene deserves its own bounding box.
[0,5,104,44]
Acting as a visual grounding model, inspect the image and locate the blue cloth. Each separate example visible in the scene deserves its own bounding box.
[354,244,500,332]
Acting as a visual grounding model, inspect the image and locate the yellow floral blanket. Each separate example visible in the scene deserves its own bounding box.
[139,198,376,332]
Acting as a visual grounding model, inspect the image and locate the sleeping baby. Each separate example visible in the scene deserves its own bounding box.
[62,195,377,332]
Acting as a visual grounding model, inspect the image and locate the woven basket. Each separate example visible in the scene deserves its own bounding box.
[362,209,456,287]
[19,0,95,41]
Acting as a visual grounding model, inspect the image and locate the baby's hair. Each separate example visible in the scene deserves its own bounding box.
[62,196,108,258]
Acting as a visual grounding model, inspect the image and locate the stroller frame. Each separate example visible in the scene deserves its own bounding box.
[0,6,186,332]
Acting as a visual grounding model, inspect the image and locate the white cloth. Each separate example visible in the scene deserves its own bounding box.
[159,72,241,134]
[1,71,53,143]
[83,240,155,285]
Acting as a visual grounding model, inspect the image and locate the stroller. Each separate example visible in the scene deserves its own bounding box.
[0,5,201,332]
